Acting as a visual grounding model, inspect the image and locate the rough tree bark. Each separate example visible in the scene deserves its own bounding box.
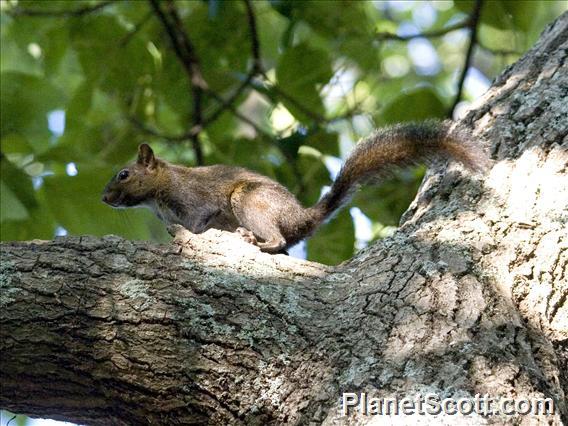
[1,12,567,426]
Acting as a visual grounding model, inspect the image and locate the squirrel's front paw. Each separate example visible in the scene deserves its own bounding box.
[167,224,187,238]
[167,224,193,246]
[236,227,258,246]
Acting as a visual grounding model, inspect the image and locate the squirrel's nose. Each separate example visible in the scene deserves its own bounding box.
[102,194,109,203]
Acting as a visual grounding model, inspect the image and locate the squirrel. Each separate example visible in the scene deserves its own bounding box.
[102,120,485,253]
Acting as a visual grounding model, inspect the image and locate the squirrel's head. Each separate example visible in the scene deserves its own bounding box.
[102,144,164,208]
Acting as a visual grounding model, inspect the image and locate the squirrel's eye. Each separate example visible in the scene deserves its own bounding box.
[118,170,129,181]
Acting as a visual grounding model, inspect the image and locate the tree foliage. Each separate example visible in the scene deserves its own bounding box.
[0,0,564,265]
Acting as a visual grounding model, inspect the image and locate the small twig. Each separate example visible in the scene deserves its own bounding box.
[204,88,280,139]
[192,0,264,126]
[257,76,328,124]
[7,0,114,17]
[162,0,208,90]
[128,117,191,141]
[162,0,207,165]
[243,0,262,73]
[375,18,471,41]
[195,0,265,128]
[242,0,327,126]
[202,76,255,123]
[120,9,153,47]
[478,41,521,56]
[448,0,483,118]
[139,0,269,145]
[140,0,323,148]
[148,0,205,164]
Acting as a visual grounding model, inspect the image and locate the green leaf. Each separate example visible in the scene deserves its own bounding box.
[0,206,56,241]
[275,43,333,123]
[43,25,69,76]
[271,1,378,72]
[268,0,296,20]
[295,152,330,206]
[0,159,51,239]
[353,168,424,227]
[0,180,28,222]
[256,2,289,61]
[70,15,152,95]
[277,131,306,160]
[0,71,64,147]
[65,80,94,130]
[455,0,533,31]
[378,87,446,125]
[0,134,33,155]
[1,157,38,211]
[297,1,374,39]
[305,130,339,157]
[307,209,355,265]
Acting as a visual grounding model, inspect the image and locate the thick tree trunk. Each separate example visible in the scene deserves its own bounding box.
[1,12,567,426]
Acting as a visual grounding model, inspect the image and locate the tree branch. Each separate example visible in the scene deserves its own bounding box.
[194,0,265,127]
[148,0,205,165]
[119,9,153,47]
[130,2,272,141]
[477,41,521,56]
[6,0,114,17]
[256,76,329,124]
[132,1,260,144]
[0,231,334,425]
[243,0,262,73]
[137,0,324,143]
[144,0,291,162]
[448,0,484,118]
[375,17,471,41]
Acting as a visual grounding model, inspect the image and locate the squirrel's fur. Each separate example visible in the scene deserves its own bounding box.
[102,120,486,253]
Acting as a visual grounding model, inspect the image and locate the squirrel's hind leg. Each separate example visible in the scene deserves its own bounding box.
[236,227,258,246]
[236,227,289,254]
[236,223,286,253]
[256,235,287,253]
[231,184,288,253]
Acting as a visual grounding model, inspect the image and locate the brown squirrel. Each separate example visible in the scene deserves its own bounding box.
[102,121,485,253]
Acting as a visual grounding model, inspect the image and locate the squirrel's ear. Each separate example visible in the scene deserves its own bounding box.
[137,144,156,168]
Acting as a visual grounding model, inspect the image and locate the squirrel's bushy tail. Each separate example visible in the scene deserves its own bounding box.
[308,120,486,222]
